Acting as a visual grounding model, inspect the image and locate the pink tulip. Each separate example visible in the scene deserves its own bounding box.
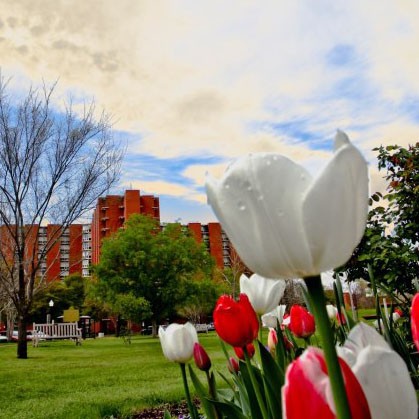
[283,347,371,419]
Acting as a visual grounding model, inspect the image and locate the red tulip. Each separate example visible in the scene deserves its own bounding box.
[227,357,240,374]
[213,294,259,347]
[289,305,315,338]
[411,293,419,352]
[283,347,371,419]
[234,343,255,360]
[193,342,211,371]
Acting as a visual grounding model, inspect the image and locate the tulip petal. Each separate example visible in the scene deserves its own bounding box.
[411,293,419,352]
[206,153,313,278]
[339,323,417,419]
[302,131,369,273]
[240,273,286,315]
[351,346,417,419]
[159,323,198,363]
[283,347,371,419]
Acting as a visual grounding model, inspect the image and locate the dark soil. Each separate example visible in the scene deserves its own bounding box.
[133,400,200,419]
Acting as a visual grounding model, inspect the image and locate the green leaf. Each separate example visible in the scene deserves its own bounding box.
[188,365,217,419]
[239,360,264,419]
[210,400,247,419]
[258,341,283,418]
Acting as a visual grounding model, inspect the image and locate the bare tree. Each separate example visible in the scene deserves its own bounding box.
[0,79,123,358]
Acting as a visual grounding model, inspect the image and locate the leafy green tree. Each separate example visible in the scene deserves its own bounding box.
[178,276,229,324]
[92,214,214,336]
[30,274,86,322]
[336,143,419,300]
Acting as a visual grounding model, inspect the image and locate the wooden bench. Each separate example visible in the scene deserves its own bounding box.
[32,322,82,347]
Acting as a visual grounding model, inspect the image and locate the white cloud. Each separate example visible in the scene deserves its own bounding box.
[1,1,419,222]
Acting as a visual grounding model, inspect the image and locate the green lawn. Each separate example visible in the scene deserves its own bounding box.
[0,333,229,419]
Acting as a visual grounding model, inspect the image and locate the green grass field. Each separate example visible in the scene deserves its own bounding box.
[0,333,228,419]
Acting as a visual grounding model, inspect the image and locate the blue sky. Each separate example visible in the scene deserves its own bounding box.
[1,1,419,222]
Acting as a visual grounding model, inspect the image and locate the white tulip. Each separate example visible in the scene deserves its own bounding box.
[262,305,287,328]
[326,304,338,320]
[206,131,369,279]
[158,322,198,364]
[240,273,286,315]
[337,323,417,419]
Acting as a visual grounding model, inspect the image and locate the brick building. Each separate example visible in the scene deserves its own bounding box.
[90,190,160,265]
[4,190,234,282]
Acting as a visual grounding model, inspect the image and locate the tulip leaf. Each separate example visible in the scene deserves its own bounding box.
[257,341,283,419]
[210,400,247,419]
[239,360,264,419]
[163,410,172,419]
[274,325,286,374]
[188,365,217,419]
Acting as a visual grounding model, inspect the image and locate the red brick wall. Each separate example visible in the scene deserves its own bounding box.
[69,224,82,275]
[46,225,61,281]
[208,223,224,268]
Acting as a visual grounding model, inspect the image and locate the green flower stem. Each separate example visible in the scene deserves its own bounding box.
[304,276,351,419]
[244,346,269,419]
[180,363,198,419]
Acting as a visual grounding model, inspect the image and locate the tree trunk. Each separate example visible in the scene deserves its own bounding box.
[17,316,28,359]
[152,319,158,338]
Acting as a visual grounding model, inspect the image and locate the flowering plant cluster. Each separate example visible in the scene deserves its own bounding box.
[159,132,419,418]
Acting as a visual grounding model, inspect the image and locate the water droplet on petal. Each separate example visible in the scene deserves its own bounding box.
[225,184,230,190]
[238,202,246,211]
[273,155,278,161]
[257,195,264,201]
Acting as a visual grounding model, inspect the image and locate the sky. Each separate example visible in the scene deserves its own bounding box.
[0,1,419,223]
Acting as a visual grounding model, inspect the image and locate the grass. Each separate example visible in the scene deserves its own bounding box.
[0,332,229,419]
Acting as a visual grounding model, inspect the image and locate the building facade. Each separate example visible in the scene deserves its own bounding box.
[10,190,234,282]
[90,190,160,265]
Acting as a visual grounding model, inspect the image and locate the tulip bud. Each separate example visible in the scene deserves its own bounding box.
[193,342,211,371]
[336,309,346,326]
[283,347,371,418]
[289,305,315,338]
[234,343,255,360]
[267,328,278,353]
[283,335,293,351]
[213,293,259,347]
[227,357,240,374]
[411,293,419,352]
